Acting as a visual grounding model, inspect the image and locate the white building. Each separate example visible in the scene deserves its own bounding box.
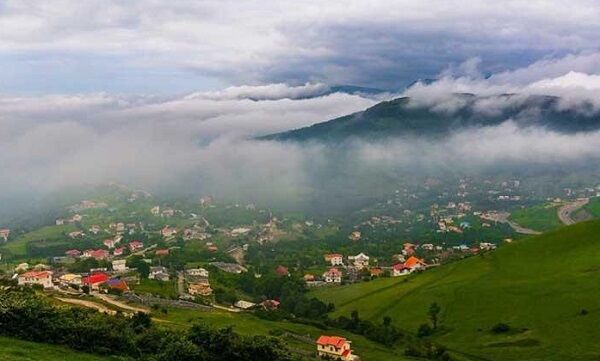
[186,268,209,278]
[348,253,369,269]
[112,259,129,272]
[18,271,53,288]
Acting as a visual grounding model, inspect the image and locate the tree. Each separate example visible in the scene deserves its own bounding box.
[383,316,392,327]
[428,302,441,330]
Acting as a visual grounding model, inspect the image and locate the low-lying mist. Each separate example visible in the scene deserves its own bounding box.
[2,54,600,222]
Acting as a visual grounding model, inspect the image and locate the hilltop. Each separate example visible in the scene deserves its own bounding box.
[261,94,600,142]
[310,220,600,361]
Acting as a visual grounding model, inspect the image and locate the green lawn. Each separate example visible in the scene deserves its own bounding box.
[155,307,407,361]
[582,197,600,218]
[0,224,77,257]
[131,278,179,299]
[0,336,126,361]
[510,203,563,232]
[310,220,600,361]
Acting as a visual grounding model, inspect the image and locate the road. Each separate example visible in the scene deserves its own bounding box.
[482,211,541,235]
[558,198,589,225]
[94,293,149,313]
[56,297,121,316]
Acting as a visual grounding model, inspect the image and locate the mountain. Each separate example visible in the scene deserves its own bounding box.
[261,94,600,142]
[311,220,600,361]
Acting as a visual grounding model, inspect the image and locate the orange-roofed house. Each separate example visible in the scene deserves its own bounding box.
[18,271,53,288]
[322,268,342,283]
[316,335,355,361]
[155,249,170,256]
[324,253,344,266]
[403,256,427,272]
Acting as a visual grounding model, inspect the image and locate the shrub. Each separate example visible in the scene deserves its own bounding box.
[491,322,511,334]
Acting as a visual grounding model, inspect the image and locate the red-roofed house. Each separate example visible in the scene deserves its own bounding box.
[392,263,410,277]
[370,267,384,277]
[18,271,53,288]
[403,256,427,272]
[65,249,81,257]
[161,226,176,237]
[324,253,344,266]
[84,249,109,260]
[82,272,109,290]
[323,268,342,283]
[105,278,129,293]
[113,247,125,256]
[261,299,280,310]
[275,265,289,277]
[155,249,170,256]
[129,241,144,252]
[316,335,355,361]
[103,239,116,249]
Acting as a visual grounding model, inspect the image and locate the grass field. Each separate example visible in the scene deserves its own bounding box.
[131,278,179,299]
[155,307,408,360]
[0,336,125,361]
[0,224,77,257]
[582,196,600,218]
[509,203,563,232]
[310,220,600,361]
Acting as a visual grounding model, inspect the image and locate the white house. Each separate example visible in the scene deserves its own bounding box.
[323,268,342,283]
[18,271,53,288]
[348,253,369,269]
[149,266,170,281]
[324,253,344,266]
[186,268,209,278]
[112,259,129,272]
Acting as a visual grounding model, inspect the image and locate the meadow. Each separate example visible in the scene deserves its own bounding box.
[311,220,600,361]
[509,203,563,232]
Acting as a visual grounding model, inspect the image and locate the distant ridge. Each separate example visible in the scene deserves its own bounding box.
[260,94,600,142]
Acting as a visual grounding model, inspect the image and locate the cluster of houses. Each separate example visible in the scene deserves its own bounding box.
[0,228,10,242]
[307,249,429,286]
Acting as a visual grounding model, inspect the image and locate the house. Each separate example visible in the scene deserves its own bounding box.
[15,263,29,273]
[188,282,213,296]
[105,278,129,293]
[324,253,344,266]
[231,227,251,236]
[150,206,160,216]
[88,225,101,234]
[206,243,218,252]
[210,262,247,274]
[70,214,83,223]
[65,249,81,258]
[68,231,84,239]
[83,249,109,260]
[275,265,289,277]
[155,248,170,256]
[161,226,176,237]
[0,228,10,241]
[322,268,342,283]
[261,299,280,310]
[113,247,125,256]
[304,274,316,282]
[129,241,144,252]
[186,268,209,278]
[149,266,170,281]
[103,239,116,249]
[404,256,427,272]
[348,253,369,269]
[392,263,410,277]
[18,271,53,288]
[59,273,82,286]
[55,219,65,225]
[370,267,384,277]
[161,208,175,217]
[234,300,256,310]
[348,231,361,241]
[82,272,109,289]
[479,242,497,251]
[112,259,129,272]
[316,335,355,361]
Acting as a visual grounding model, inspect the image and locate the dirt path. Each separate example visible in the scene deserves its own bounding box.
[558,198,589,225]
[93,293,149,313]
[56,297,120,315]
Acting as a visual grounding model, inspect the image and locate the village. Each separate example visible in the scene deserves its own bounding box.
[1,179,599,361]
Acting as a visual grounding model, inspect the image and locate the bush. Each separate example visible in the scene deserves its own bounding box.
[417,323,434,338]
[491,322,511,334]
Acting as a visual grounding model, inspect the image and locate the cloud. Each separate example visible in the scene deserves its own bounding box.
[1,1,600,92]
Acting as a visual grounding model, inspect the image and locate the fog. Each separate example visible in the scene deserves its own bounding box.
[1,55,600,221]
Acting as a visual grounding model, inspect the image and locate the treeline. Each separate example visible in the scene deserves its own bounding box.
[0,288,303,361]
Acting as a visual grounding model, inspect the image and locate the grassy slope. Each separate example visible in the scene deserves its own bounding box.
[311,220,600,361]
[1,224,77,256]
[582,197,600,218]
[0,336,125,361]
[510,204,562,232]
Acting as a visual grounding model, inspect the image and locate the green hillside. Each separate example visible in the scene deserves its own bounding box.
[0,336,125,361]
[509,203,562,232]
[311,220,600,361]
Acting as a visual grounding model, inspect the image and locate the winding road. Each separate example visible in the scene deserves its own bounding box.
[557,198,589,225]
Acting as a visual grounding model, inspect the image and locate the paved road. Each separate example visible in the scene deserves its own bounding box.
[558,198,589,225]
[482,211,541,235]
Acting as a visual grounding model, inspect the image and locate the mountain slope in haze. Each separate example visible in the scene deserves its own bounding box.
[262,94,600,142]
[310,220,600,361]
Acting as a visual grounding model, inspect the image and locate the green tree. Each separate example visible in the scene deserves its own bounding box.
[428,302,441,330]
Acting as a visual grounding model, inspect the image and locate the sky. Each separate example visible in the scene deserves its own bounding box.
[1,0,600,94]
